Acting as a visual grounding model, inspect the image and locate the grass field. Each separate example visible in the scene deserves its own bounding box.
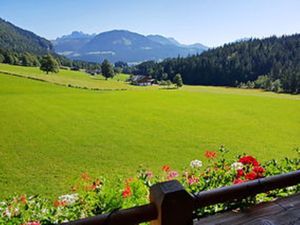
[0,64,299,198]
[0,63,131,90]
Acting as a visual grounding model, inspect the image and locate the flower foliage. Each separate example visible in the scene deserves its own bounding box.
[0,147,299,224]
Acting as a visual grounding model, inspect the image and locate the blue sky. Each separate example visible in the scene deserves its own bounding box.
[1,0,300,47]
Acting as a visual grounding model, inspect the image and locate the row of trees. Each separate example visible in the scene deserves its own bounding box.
[0,50,41,66]
[38,56,117,79]
[38,56,117,80]
[0,49,102,71]
[238,75,283,93]
[131,34,300,94]
[0,50,119,81]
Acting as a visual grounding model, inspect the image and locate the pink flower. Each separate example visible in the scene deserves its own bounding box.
[167,170,179,180]
[146,171,153,179]
[25,222,41,225]
[188,176,199,185]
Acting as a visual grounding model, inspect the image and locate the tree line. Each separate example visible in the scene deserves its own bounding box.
[131,34,300,94]
[0,49,102,71]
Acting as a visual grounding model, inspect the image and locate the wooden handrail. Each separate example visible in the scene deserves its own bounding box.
[64,170,300,225]
[63,203,157,225]
[193,170,300,209]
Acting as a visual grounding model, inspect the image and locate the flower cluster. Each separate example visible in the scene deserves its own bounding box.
[161,165,179,180]
[122,179,132,198]
[190,159,203,168]
[58,193,79,205]
[23,222,40,225]
[0,147,299,224]
[233,155,265,184]
[204,151,217,159]
[231,162,243,170]
[162,165,170,172]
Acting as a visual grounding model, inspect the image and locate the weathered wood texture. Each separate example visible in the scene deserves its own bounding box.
[194,193,300,225]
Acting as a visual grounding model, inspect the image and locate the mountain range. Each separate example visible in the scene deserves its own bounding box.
[52,31,208,64]
[0,17,207,64]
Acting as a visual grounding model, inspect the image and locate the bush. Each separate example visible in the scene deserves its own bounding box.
[0,147,299,224]
[271,79,283,93]
[239,76,283,93]
[0,54,5,63]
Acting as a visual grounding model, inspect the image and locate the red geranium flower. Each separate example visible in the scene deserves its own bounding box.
[236,169,244,178]
[233,155,265,184]
[233,178,245,184]
[239,156,259,166]
[204,151,217,159]
[162,165,170,172]
[20,195,27,204]
[245,171,257,180]
[253,166,265,174]
[253,166,265,178]
[122,185,132,198]
[54,200,67,207]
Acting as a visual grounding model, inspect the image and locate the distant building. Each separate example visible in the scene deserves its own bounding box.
[131,75,155,86]
[70,66,80,71]
[86,69,101,75]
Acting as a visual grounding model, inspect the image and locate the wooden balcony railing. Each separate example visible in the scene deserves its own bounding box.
[64,170,300,225]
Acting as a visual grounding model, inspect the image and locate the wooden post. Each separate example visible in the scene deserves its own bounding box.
[150,180,194,225]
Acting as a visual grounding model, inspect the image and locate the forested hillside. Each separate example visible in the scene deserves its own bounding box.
[0,18,53,66]
[133,34,300,93]
[0,18,52,54]
[0,18,101,69]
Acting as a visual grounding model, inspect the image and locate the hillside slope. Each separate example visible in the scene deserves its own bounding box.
[0,18,53,54]
[134,34,300,93]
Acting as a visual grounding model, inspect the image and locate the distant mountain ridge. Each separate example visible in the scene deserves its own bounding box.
[53,30,208,63]
[57,31,96,40]
[52,31,96,53]
[0,17,208,65]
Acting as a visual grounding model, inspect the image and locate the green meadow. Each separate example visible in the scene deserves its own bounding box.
[0,63,299,198]
[0,63,131,90]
